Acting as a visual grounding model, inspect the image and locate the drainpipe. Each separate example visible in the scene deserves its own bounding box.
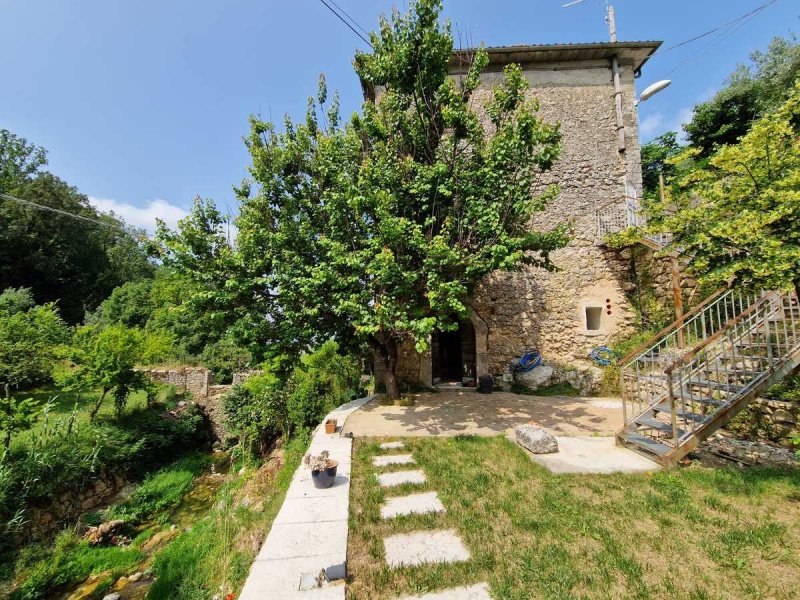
[612,56,626,153]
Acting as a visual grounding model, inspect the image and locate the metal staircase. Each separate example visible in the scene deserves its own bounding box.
[616,289,800,467]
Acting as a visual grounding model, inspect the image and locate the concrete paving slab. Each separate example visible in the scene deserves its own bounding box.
[398,582,492,599]
[377,470,427,487]
[373,453,415,467]
[258,520,348,561]
[527,436,660,474]
[380,441,406,450]
[239,554,346,600]
[381,491,445,519]
[384,529,470,568]
[274,494,349,525]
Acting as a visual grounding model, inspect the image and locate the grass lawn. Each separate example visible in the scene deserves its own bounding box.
[348,436,800,600]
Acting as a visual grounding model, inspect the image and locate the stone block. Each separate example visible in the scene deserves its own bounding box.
[383,529,470,568]
[377,470,427,488]
[373,454,415,467]
[380,492,445,519]
[515,425,558,454]
[514,365,554,390]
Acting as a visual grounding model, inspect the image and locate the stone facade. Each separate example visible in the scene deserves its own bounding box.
[384,42,670,387]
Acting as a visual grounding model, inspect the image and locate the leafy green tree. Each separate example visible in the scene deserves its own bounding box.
[61,325,150,420]
[0,129,47,192]
[235,0,566,397]
[647,83,800,297]
[640,131,682,197]
[1,130,154,323]
[684,35,800,157]
[0,300,68,454]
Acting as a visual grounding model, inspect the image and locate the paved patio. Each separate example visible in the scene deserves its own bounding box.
[342,389,625,438]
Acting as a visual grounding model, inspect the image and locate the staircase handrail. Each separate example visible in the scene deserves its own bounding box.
[662,292,778,376]
[618,288,727,367]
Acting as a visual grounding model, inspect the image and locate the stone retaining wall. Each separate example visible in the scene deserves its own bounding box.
[136,366,212,398]
[25,470,130,542]
[731,397,799,447]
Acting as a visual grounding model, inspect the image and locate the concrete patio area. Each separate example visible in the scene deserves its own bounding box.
[342,389,625,438]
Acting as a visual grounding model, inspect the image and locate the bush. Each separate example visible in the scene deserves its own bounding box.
[223,368,288,457]
[0,404,207,551]
[286,340,361,432]
[201,337,253,384]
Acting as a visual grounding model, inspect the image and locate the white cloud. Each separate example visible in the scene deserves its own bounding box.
[639,112,665,138]
[88,197,188,232]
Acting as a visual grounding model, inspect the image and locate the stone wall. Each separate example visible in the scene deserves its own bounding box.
[136,366,212,399]
[25,470,130,542]
[729,397,799,447]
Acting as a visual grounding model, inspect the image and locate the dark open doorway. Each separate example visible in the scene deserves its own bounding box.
[432,321,476,383]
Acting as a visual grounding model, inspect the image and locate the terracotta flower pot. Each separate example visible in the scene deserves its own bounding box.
[325,419,337,434]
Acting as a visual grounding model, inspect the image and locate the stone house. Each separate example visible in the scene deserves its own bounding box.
[368,40,687,391]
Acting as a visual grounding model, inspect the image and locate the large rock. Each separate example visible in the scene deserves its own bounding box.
[514,365,554,390]
[515,425,558,454]
[84,519,126,546]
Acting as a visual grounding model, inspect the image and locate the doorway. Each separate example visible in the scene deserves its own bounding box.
[432,321,476,383]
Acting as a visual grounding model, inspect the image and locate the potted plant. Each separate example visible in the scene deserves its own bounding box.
[304,451,339,489]
[324,418,337,434]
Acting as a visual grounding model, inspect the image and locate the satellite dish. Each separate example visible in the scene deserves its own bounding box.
[639,80,672,102]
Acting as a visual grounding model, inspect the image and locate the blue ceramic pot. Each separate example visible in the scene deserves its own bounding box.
[311,460,338,489]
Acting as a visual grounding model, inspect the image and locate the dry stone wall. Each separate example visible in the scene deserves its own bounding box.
[136,366,212,399]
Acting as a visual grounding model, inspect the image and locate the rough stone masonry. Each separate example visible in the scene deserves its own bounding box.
[374,41,693,389]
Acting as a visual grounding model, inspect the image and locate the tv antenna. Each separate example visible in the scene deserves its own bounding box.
[563,0,617,43]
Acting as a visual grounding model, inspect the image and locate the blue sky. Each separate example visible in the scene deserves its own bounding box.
[1,0,796,230]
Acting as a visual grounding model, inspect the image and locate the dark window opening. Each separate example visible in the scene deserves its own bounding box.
[585,306,602,331]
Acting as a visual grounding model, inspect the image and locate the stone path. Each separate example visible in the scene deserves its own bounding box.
[238,396,374,600]
[373,441,491,599]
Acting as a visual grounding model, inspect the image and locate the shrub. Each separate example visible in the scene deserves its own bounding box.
[0,404,206,552]
[201,337,253,384]
[286,341,361,432]
[223,368,288,457]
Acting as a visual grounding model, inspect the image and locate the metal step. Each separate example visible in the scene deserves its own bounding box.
[634,417,686,437]
[618,432,671,456]
[687,379,744,392]
[652,402,707,422]
[674,392,725,407]
[702,368,763,377]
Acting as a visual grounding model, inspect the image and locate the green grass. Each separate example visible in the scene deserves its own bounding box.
[348,436,800,600]
[107,454,210,523]
[147,433,310,599]
[3,453,209,599]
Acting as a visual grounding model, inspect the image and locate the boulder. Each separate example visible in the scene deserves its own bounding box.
[515,425,558,454]
[84,519,126,546]
[514,365,554,390]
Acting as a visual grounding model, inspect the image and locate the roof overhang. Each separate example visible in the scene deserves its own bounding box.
[450,41,662,75]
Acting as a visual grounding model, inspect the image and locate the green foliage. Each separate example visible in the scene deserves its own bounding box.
[764,373,800,404]
[0,129,47,192]
[0,396,40,457]
[0,403,206,552]
[231,0,566,398]
[59,324,174,418]
[287,340,361,432]
[107,454,209,523]
[223,368,288,456]
[684,35,800,157]
[0,300,68,392]
[201,336,253,384]
[640,131,682,196]
[8,531,146,600]
[0,171,153,324]
[653,83,800,297]
[0,287,35,315]
[147,434,308,600]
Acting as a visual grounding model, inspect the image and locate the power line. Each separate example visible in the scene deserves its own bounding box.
[650,0,779,60]
[317,0,373,49]
[326,0,371,37]
[0,191,149,238]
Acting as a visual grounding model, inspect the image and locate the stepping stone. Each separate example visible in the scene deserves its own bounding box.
[398,583,492,600]
[381,491,445,519]
[383,529,470,568]
[377,470,426,488]
[373,454,415,467]
[380,441,405,450]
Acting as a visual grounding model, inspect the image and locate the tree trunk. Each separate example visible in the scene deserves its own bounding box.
[380,338,401,400]
[89,388,109,422]
[793,279,800,303]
